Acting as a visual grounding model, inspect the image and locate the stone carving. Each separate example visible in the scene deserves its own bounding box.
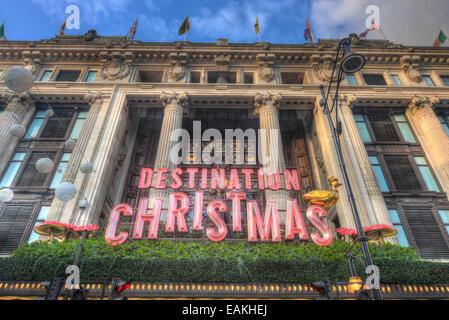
[401,55,422,83]
[257,64,275,82]
[101,56,131,80]
[310,55,334,82]
[84,30,97,41]
[338,94,357,107]
[254,92,282,115]
[160,91,189,114]
[1,92,34,110]
[408,95,440,111]
[24,60,41,75]
[168,63,186,81]
[84,91,104,108]
[215,55,230,72]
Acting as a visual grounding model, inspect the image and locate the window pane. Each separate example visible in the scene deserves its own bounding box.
[372,166,389,192]
[391,75,402,86]
[442,123,449,137]
[16,152,57,187]
[0,162,22,187]
[28,227,40,244]
[396,122,416,143]
[78,111,88,119]
[423,76,434,86]
[417,166,440,192]
[85,71,97,82]
[369,156,379,165]
[61,153,72,161]
[388,209,401,223]
[441,76,449,86]
[384,155,422,191]
[40,109,74,138]
[368,114,400,142]
[40,71,52,82]
[49,162,67,188]
[37,206,51,220]
[395,225,410,247]
[438,210,449,224]
[414,156,427,165]
[346,74,357,85]
[69,118,85,140]
[56,70,81,81]
[12,153,26,161]
[356,122,372,142]
[25,118,45,138]
[446,226,449,235]
[363,74,386,85]
[35,111,47,118]
[393,115,406,122]
[353,114,364,121]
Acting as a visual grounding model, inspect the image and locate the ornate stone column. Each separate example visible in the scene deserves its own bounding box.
[406,95,449,199]
[46,92,105,223]
[338,94,395,232]
[149,92,188,220]
[254,92,290,224]
[0,92,35,173]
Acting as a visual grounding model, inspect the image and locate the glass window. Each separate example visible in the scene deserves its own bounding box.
[40,71,52,82]
[414,156,439,192]
[438,210,449,236]
[0,152,26,187]
[56,70,81,81]
[0,69,3,77]
[28,206,51,243]
[423,75,434,86]
[385,155,422,191]
[437,115,449,137]
[388,209,409,247]
[391,74,402,86]
[354,114,372,142]
[363,74,386,85]
[393,114,416,143]
[369,156,389,192]
[50,153,71,188]
[25,111,47,138]
[346,74,357,85]
[367,113,400,142]
[85,71,97,82]
[69,110,88,140]
[440,76,449,86]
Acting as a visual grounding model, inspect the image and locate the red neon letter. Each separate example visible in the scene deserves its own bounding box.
[257,169,265,190]
[241,169,253,190]
[284,170,300,191]
[226,192,246,232]
[211,168,226,189]
[186,168,198,189]
[285,199,308,240]
[192,191,203,230]
[138,168,153,189]
[155,168,168,189]
[170,168,183,189]
[246,200,281,242]
[132,198,161,239]
[105,204,133,246]
[227,169,241,190]
[267,170,281,190]
[306,205,332,246]
[201,168,208,189]
[165,192,189,233]
[206,200,228,241]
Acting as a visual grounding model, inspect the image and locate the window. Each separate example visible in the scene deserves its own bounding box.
[369,156,389,192]
[40,108,75,138]
[56,70,81,81]
[190,72,201,83]
[0,204,36,255]
[0,69,3,77]
[69,111,88,140]
[0,152,26,187]
[354,114,372,142]
[438,210,449,235]
[15,151,57,187]
[25,110,47,138]
[384,155,422,191]
[280,72,305,84]
[50,153,71,188]
[85,71,97,82]
[244,72,254,84]
[441,76,449,86]
[422,75,434,86]
[393,115,416,143]
[363,74,386,85]
[138,70,163,82]
[388,210,409,247]
[437,114,449,136]
[28,206,50,243]
[40,70,52,82]
[207,71,236,84]
[367,114,400,142]
[346,74,357,85]
[414,157,439,192]
[391,74,402,86]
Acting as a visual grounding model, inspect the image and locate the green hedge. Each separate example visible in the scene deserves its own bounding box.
[1,238,448,284]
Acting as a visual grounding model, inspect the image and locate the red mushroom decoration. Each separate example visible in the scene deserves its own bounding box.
[364,224,397,242]
[34,221,69,242]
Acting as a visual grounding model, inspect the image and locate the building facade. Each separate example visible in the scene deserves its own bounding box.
[0,33,449,261]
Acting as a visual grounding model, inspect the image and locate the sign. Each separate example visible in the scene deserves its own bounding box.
[105,167,332,246]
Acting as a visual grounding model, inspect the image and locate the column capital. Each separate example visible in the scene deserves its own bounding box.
[338,94,357,107]
[160,91,189,112]
[408,95,440,111]
[84,91,105,108]
[254,92,282,115]
[1,92,34,107]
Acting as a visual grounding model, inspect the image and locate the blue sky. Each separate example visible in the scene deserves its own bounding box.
[1,0,448,46]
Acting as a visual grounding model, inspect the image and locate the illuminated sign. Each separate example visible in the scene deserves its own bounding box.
[105,168,332,246]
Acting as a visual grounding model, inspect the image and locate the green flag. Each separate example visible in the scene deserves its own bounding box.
[434,30,447,47]
[0,22,5,40]
[178,16,190,36]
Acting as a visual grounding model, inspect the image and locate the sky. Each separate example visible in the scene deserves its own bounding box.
[0,0,448,46]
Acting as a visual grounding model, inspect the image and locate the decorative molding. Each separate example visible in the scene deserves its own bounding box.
[310,54,334,82]
[1,92,34,109]
[408,95,440,111]
[338,94,357,107]
[215,55,230,72]
[254,92,282,115]
[401,55,422,83]
[100,52,132,80]
[160,91,189,114]
[168,52,188,81]
[84,91,104,108]
[256,53,276,82]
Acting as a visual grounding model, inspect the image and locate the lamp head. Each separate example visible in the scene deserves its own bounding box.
[340,38,366,74]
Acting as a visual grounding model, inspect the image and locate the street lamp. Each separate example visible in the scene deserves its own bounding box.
[319,37,382,300]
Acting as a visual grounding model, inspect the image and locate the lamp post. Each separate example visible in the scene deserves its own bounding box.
[319,37,382,300]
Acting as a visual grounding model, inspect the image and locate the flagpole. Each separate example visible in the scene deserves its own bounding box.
[258,32,261,42]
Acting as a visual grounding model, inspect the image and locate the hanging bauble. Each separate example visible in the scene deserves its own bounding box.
[46,108,55,117]
[10,124,26,138]
[78,199,88,208]
[65,138,76,149]
[3,67,34,93]
[0,188,14,202]
[55,182,77,202]
[36,158,54,173]
[79,162,93,174]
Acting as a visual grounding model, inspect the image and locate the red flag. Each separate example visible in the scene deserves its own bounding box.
[58,18,67,36]
[359,19,378,38]
[128,17,138,40]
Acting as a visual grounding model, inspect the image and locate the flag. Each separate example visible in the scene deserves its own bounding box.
[304,18,313,42]
[359,18,378,38]
[58,18,67,36]
[128,16,138,40]
[433,30,447,47]
[178,16,190,36]
[0,22,5,41]
[255,17,260,34]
